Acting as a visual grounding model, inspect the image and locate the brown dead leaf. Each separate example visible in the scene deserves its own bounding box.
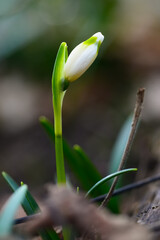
[25,185,151,240]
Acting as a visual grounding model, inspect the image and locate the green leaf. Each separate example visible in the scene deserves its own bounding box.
[39,117,130,213]
[0,185,27,236]
[86,168,137,196]
[108,115,137,213]
[40,116,55,141]
[40,117,106,196]
[21,181,40,214]
[73,145,108,196]
[109,115,133,174]
[73,145,102,181]
[39,117,121,213]
[40,116,90,189]
[2,171,37,215]
[2,172,60,240]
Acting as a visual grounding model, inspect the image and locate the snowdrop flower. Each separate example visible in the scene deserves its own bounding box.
[64,32,104,82]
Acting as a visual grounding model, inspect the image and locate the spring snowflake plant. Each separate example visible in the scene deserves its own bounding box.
[51,31,136,185]
[1,33,137,239]
[52,32,104,184]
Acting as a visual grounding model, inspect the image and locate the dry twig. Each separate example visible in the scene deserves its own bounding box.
[100,88,145,208]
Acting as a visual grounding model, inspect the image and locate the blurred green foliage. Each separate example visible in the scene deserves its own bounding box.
[0,0,118,79]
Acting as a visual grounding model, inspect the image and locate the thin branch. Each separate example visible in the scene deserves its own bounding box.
[14,174,160,225]
[100,88,145,208]
[14,213,39,225]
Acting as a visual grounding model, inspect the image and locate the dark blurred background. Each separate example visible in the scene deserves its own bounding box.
[0,0,160,194]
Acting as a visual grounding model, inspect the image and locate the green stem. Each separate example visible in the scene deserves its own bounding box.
[52,42,67,185]
[54,107,66,184]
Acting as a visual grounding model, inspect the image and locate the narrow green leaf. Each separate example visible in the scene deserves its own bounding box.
[39,116,127,213]
[40,229,60,240]
[2,172,60,240]
[73,145,108,196]
[39,117,121,213]
[40,116,55,141]
[39,117,106,195]
[86,168,137,196]
[109,115,133,174]
[2,171,34,215]
[73,145,102,181]
[21,181,39,213]
[40,116,91,189]
[108,115,136,213]
[2,171,18,191]
[0,185,27,236]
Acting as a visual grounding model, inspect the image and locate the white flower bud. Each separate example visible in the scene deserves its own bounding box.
[64,32,104,82]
